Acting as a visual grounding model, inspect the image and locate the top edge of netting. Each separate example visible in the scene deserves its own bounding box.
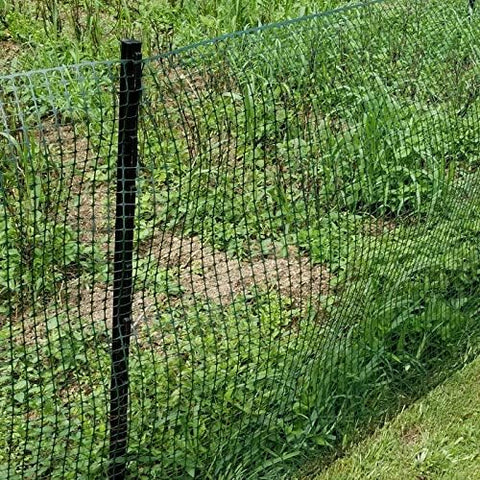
[0,0,388,81]
[0,58,121,82]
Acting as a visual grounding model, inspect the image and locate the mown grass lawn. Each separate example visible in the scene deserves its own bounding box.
[302,356,480,479]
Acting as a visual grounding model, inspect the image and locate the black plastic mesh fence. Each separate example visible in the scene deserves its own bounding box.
[2,0,480,478]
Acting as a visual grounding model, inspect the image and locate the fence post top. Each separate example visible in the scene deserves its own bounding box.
[120,39,142,46]
[120,39,142,62]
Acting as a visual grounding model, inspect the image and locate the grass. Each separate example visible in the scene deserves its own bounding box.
[301,355,480,479]
[2,185,480,478]
[2,0,480,478]
[0,0,351,70]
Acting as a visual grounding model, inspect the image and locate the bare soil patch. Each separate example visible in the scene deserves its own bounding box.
[40,120,114,245]
[15,279,157,348]
[146,232,332,307]
[36,117,334,309]
[401,425,423,446]
[362,216,397,237]
[0,39,21,70]
[59,279,157,338]
[9,118,335,350]
[12,224,333,349]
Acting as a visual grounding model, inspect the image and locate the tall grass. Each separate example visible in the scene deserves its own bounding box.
[2,0,351,67]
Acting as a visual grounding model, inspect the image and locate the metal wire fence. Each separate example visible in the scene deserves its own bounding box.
[2,0,480,478]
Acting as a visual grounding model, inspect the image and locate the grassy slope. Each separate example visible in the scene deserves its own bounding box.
[303,357,480,479]
[0,0,350,71]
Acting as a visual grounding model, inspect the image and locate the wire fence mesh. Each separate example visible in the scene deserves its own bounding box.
[2,0,480,478]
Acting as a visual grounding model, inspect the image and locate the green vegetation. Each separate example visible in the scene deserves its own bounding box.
[303,356,480,479]
[1,0,480,478]
[0,0,349,70]
[0,129,107,316]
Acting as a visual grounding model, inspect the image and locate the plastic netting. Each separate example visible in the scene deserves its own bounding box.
[2,0,480,478]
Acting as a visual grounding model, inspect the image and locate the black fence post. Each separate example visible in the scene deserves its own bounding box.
[108,38,142,480]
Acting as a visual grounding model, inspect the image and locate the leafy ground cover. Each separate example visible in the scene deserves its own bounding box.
[301,356,480,479]
[2,170,480,478]
[0,0,349,70]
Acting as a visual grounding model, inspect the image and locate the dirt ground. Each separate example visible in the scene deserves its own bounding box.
[11,119,335,350]
[0,39,21,70]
